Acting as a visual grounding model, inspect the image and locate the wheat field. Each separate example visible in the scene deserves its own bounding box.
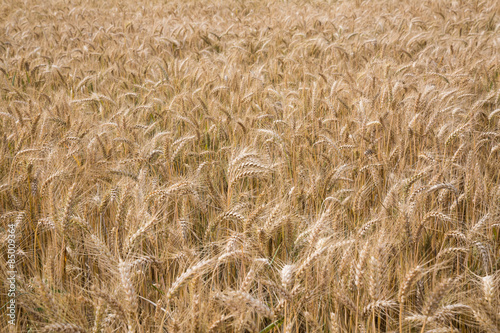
[0,0,499,331]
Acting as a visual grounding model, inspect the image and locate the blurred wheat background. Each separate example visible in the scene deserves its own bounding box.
[1,0,500,331]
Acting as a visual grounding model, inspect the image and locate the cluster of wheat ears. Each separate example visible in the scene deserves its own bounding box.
[0,0,499,331]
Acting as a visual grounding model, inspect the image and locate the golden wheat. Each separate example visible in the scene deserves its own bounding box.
[1,0,500,331]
